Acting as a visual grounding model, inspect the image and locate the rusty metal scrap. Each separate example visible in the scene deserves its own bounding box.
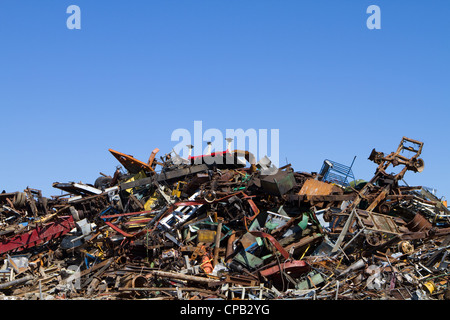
[0,136,449,301]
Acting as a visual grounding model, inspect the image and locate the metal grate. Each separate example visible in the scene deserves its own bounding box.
[319,156,356,187]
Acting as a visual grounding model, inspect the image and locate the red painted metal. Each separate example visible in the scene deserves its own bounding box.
[259,260,310,279]
[0,216,76,255]
[124,218,153,225]
[105,221,135,238]
[249,230,290,260]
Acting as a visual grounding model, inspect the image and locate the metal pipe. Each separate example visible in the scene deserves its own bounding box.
[0,275,33,290]
[213,220,223,266]
[150,270,221,285]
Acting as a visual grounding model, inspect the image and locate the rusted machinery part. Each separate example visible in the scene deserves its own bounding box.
[406,213,433,234]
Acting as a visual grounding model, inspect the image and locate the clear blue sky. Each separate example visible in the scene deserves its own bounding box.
[0,1,449,201]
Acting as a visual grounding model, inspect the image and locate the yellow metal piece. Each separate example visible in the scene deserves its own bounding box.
[336,256,344,269]
[96,243,105,258]
[300,244,310,260]
[424,281,436,294]
[171,181,187,198]
[398,241,414,254]
[144,191,159,210]
[197,230,217,244]
[126,215,153,229]
[125,170,147,194]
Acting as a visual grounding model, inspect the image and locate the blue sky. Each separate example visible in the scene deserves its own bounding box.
[0,1,449,200]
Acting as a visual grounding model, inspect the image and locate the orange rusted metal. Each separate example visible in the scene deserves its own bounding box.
[109,149,155,174]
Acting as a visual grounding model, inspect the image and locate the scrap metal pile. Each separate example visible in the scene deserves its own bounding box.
[1,137,449,300]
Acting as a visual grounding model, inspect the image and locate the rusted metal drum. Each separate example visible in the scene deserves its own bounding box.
[406,214,432,233]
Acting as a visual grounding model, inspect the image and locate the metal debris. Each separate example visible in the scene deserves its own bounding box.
[0,136,449,300]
